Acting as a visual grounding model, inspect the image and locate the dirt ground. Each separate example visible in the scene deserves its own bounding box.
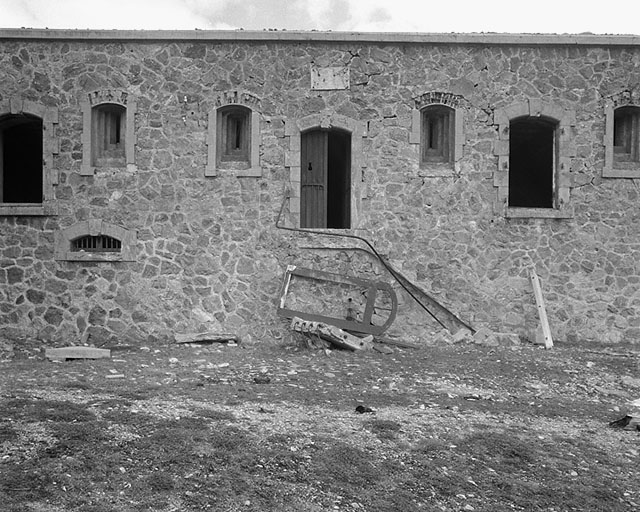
[1,336,639,512]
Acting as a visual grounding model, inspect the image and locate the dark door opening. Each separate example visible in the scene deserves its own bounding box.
[301,128,351,228]
[1,114,43,204]
[508,117,555,208]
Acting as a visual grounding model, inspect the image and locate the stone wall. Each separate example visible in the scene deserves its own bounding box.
[1,30,640,346]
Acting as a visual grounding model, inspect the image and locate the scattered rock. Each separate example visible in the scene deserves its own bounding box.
[453,329,473,344]
[621,376,640,389]
[609,415,632,428]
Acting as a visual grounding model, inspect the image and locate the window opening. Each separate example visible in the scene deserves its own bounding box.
[301,128,351,229]
[218,105,250,164]
[72,235,122,253]
[92,104,126,167]
[0,114,43,204]
[508,117,556,208]
[421,105,454,164]
[613,106,640,165]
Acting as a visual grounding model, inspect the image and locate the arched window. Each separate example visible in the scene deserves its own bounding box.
[409,93,464,172]
[92,104,126,167]
[613,106,640,166]
[493,100,574,218]
[218,105,251,166]
[421,105,455,164]
[0,97,58,216]
[81,90,136,176]
[206,98,261,177]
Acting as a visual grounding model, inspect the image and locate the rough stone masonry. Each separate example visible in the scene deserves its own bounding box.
[0,29,639,347]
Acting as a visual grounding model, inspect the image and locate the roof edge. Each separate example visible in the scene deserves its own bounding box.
[1,28,640,45]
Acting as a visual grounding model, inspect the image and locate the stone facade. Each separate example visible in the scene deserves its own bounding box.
[1,29,640,347]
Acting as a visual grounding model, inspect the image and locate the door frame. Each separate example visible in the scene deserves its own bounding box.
[284,113,366,229]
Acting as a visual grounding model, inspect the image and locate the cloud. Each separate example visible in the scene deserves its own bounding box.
[0,0,209,30]
[0,0,639,34]
[187,0,354,31]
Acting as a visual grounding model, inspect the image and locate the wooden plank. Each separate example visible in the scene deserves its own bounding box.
[45,346,111,360]
[291,317,373,351]
[373,336,420,349]
[529,270,553,349]
[277,265,398,335]
[175,333,239,344]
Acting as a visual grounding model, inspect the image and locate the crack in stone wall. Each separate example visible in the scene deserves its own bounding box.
[0,39,639,345]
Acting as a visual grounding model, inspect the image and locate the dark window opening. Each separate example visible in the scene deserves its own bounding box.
[509,117,556,208]
[301,128,351,229]
[421,105,454,164]
[0,114,43,204]
[92,104,126,167]
[72,235,122,253]
[218,105,250,164]
[613,106,640,165]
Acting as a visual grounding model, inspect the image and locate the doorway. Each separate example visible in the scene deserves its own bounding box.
[300,128,351,228]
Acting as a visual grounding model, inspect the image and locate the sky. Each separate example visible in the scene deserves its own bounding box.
[1,0,639,35]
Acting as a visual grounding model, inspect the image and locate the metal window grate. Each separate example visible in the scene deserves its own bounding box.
[72,235,122,252]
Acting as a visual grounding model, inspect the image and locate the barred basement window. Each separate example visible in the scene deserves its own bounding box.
[613,106,640,166]
[72,235,122,253]
[421,105,454,164]
[55,220,136,262]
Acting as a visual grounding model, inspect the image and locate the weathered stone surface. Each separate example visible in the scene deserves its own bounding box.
[0,32,640,347]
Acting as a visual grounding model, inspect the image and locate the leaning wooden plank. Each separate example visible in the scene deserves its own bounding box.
[45,346,111,360]
[529,270,553,349]
[175,333,239,344]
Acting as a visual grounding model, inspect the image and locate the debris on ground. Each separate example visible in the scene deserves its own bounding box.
[291,317,373,351]
[175,333,239,345]
[373,336,420,349]
[609,415,633,429]
[45,346,111,361]
[355,405,375,414]
[373,344,394,354]
[277,265,398,335]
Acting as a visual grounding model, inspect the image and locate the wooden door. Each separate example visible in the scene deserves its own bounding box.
[301,130,328,228]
